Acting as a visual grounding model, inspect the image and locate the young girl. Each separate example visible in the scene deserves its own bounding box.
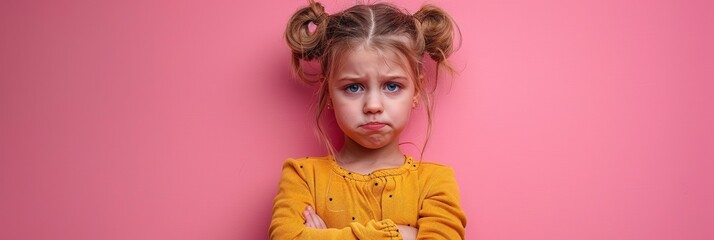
[270,1,466,239]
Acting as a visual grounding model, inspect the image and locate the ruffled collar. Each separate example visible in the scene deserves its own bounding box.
[329,155,419,181]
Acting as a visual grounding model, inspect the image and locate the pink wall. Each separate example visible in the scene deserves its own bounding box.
[1,0,712,239]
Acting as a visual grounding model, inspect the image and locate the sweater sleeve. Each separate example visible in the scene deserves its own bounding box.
[416,167,467,239]
[269,159,402,240]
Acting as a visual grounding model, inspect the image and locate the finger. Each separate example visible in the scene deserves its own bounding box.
[315,214,326,229]
[306,206,324,229]
[396,225,418,240]
[303,208,316,228]
[306,206,322,229]
[309,207,327,229]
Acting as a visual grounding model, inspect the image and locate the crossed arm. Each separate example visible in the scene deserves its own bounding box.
[269,159,466,240]
[302,205,418,240]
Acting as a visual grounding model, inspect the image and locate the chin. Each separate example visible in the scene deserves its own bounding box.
[358,139,391,149]
[362,144,387,150]
[345,133,395,149]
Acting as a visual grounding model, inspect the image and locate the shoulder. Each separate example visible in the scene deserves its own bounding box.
[413,161,461,191]
[415,161,457,178]
[278,156,334,188]
[414,162,462,197]
[282,156,332,168]
[280,156,333,176]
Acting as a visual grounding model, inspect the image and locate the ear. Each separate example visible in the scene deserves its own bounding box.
[323,78,333,109]
[413,76,422,108]
[415,74,426,95]
[412,93,420,108]
[325,96,333,110]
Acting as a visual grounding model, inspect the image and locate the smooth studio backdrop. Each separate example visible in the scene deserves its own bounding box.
[1,0,712,239]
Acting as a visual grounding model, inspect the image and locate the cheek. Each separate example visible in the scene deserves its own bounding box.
[386,98,414,121]
[395,94,415,110]
[399,101,414,116]
[332,103,359,125]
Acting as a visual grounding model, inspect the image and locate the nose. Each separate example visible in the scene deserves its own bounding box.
[363,90,384,114]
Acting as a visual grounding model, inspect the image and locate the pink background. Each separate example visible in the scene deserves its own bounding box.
[1,0,712,239]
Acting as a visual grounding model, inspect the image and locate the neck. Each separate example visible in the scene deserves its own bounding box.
[336,137,405,174]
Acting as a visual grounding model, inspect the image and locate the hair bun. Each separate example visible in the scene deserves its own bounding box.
[414,5,457,63]
[285,0,328,61]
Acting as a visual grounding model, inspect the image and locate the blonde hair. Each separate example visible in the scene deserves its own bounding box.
[285,0,459,158]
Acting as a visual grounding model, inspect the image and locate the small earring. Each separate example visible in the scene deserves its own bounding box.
[326,103,332,109]
[412,99,418,108]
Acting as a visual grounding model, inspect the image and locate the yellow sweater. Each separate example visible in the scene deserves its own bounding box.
[269,156,466,239]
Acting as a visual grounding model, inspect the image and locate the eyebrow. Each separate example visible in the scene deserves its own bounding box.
[336,75,408,83]
[383,76,409,81]
[336,77,363,83]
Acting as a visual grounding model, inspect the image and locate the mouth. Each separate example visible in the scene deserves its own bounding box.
[360,122,387,131]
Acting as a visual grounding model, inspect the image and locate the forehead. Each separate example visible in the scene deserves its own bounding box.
[333,45,411,78]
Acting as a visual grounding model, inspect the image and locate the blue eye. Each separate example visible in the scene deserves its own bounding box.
[345,84,363,93]
[385,82,400,92]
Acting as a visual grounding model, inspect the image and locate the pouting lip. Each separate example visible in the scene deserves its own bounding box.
[359,122,388,130]
[360,121,387,127]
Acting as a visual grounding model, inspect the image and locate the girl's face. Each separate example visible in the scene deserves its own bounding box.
[328,46,417,150]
